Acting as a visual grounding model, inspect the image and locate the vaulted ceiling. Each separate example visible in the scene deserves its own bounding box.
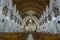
[13,0,50,19]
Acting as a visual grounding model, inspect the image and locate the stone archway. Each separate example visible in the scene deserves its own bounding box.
[23,16,39,25]
[22,16,39,31]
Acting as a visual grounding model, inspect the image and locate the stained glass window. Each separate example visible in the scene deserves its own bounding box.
[10,13,13,20]
[2,19,5,22]
[48,13,52,21]
[3,6,8,16]
[14,16,17,22]
[58,21,60,24]
[53,2,59,17]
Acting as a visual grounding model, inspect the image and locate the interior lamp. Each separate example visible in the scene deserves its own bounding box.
[52,17,56,20]
[22,25,24,28]
[12,20,14,22]
[16,22,17,24]
[47,21,49,23]
[29,19,32,22]
[44,23,46,25]
[6,16,9,20]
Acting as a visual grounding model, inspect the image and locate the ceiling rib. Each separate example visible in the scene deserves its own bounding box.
[13,0,50,19]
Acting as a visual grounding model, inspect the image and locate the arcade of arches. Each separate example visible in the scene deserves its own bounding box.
[0,0,60,40]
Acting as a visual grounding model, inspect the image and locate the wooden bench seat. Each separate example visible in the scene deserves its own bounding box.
[0,32,60,40]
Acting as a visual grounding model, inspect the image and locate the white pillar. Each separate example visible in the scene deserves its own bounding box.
[53,20,57,34]
[46,5,49,17]
[13,5,16,16]
[49,0,54,13]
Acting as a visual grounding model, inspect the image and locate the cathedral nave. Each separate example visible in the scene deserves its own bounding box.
[0,0,60,40]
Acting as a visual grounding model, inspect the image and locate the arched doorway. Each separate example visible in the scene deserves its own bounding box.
[22,16,39,32]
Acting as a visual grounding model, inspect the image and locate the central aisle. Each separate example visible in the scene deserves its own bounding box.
[26,33,34,40]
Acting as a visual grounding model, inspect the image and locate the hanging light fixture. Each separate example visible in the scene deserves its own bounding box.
[29,19,32,23]
[16,22,17,24]
[21,25,24,28]
[6,16,9,20]
[47,20,49,23]
[52,17,56,20]
[44,23,46,25]
[12,20,14,22]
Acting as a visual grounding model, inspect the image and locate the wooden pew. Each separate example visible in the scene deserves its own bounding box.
[0,32,28,40]
[0,32,60,40]
[32,32,60,40]
[45,34,60,40]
